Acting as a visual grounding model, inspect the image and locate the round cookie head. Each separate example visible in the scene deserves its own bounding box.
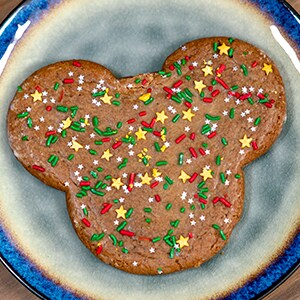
[7,37,286,275]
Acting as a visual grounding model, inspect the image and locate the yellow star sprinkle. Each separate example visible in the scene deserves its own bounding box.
[101,149,113,161]
[135,127,147,140]
[194,80,206,93]
[70,140,83,152]
[100,90,112,104]
[111,177,124,190]
[182,108,195,122]
[218,43,230,55]
[262,63,273,76]
[239,134,253,148]
[201,65,213,77]
[140,172,152,185]
[62,117,72,129]
[152,168,162,178]
[116,205,127,219]
[176,235,189,249]
[30,90,42,102]
[139,93,151,102]
[200,167,213,181]
[156,110,168,124]
[178,170,191,183]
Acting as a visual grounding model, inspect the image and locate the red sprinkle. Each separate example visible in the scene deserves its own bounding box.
[46,106,52,111]
[100,203,112,214]
[120,230,135,237]
[203,97,213,103]
[199,198,207,204]
[96,245,103,255]
[208,86,213,92]
[112,141,122,149]
[189,147,198,158]
[185,56,190,61]
[190,132,196,140]
[251,61,258,68]
[219,198,232,207]
[73,61,81,67]
[265,103,273,108]
[169,65,175,71]
[35,86,42,93]
[163,87,173,95]
[188,65,194,70]
[32,165,45,172]
[175,134,186,144]
[127,118,136,124]
[150,181,159,189]
[59,89,64,102]
[189,172,198,183]
[153,131,161,137]
[139,111,147,117]
[82,218,91,227]
[154,194,161,202]
[142,79,147,85]
[102,137,111,142]
[270,99,275,104]
[149,118,156,128]
[215,77,229,89]
[63,78,74,84]
[252,141,258,150]
[212,197,220,204]
[45,130,56,137]
[199,148,206,156]
[80,181,91,186]
[141,121,150,127]
[239,93,252,100]
[184,101,192,108]
[188,232,193,238]
[166,93,172,99]
[128,173,135,192]
[216,64,226,74]
[257,93,265,99]
[173,80,183,88]
[208,132,217,139]
[147,88,152,93]
[211,89,220,97]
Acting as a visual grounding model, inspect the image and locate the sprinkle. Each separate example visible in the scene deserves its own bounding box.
[219,198,232,207]
[189,172,198,183]
[156,161,168,166]
[109,234,117,245]
[189,147,198,158]
[63,78,74,84]
[207,132,217,139]
[175,134,186,144]
[17,112,29,118]
[152,237,161,243]
[91,233,105,241]
[172,114,181,123]
[32,165,45,172]
[229,108,235,119]
[117,221,127,232]
[205,114,221,121]
[178,153,184,165]
[240,64,248,76]
[252,141,258,150]
[82,218,91,227]
[199,148,206,156]
[254,117,261,126]
[120,230,135,237]
[220,230,227,240]
[154,194,161,202]
[203,97,213,103]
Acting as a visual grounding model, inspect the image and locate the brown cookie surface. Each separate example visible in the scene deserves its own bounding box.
[7,37,286,275]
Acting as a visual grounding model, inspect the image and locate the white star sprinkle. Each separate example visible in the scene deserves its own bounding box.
[149,247,155,253]
[93,160,99,165]
[199,215,206,221]
[68,71,74,77]
[133,104,139,110]
[24,94,29,99]
[132,261,138,267]
[74,171,80,176]
[64,182,70,187]
[192,61,198,67]
[78,164,84,170]
[191,220,197,226]
[223,110,228,116]
[34,125,40,131]
[224,218,231,224]
[239,149,245,155]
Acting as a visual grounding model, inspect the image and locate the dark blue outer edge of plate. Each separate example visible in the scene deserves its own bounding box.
[0,0,299,299]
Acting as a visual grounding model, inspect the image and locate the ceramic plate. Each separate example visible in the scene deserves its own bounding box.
[0,0,299,299]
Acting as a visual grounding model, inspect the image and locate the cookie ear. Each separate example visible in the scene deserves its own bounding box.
[162,37,286,168]
[7,60,117,191]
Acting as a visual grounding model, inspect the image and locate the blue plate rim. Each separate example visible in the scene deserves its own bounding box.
[0,0,299,299]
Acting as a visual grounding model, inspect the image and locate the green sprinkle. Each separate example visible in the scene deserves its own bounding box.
[109,234,117,246]
[112,100,121,106]
[197,181,205,188]
[17,112,29,118]
[135,78,141,83]
[168,229,174,235]
[211,79,217,86]
[97,167,103,172]
[56,105,68,113]
[201,203,205,209]
[169,248,174,259]
[228,48,234,57]
[254,117,261,126]
[201,124,211,135]
[95,181,102,189]
[54,82,60,90]
[144,97,154,105]
[216,155,221,166]
[46,135,53,147]
[102,130,118,136]
[68,154,74,161]
[61,130,67,138]
[144,207,152,213]
[117,221,127,232]
[125,208,133,218]
[142,157,148,166]
[231,85,239,91]
[190,204,195,210]
[94,141,103,145]
[94,128,103,136]
[170,220,180,228]
[205,114,221,121]
[178,153,184,165]
[174,62,181,69]
[181,58,186,65]
[17,86,22,92]
[180,207,185,213]
[212,224,220,230]
[229,108,235,119]
[200,91,205,97]
[185,75,191,80]
[152,237,161,243]
[27,117,33,128]
[92,91,105,97]
[221,137,228,146]
[91,233,105,241]
[118,240,124,247]
[145,218,151,223]
[259,99,268,103]
[115,93,120,98]
[117,122,123,129]
[89,149,97,155]
[172,114,181,123]
[235,174,241,179]
[154,142,161,152]
[91,189,105,196]
[166,203,172,210]
[165,176,174,185]
[198,193,207,199]
[48,155,56,163]
[228,37,234,43]
[163,183,169,190]
[220,172,226,184]
[171,95,182,104]
[241,64,248,76]
[248,97,254,105]
[156,161,168,166]
[21,136,29,141]
[184,88,193,97]
[92,116,99,127]
[83,176,89,181]
[100,183,107,189]
[213,42,218,52]
[220,230,227,241]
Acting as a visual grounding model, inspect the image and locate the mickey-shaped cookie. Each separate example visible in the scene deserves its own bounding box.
[7,37,285,275]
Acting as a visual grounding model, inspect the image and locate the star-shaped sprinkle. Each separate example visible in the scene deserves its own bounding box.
[239,134,253,148]
[262,63,273,76]
[139,93,151,102]
[182,108,195,122]
[135,127,147,140]
[156,110,168,124]
[30,90,42,102]
[111,178,124,190]
[202,65,213,77]
[62,117,72,129]
[70,140,83,152]
[200,167,213,181]
[176,235,189,248]
[218,43,230,55]
[194,80,206,93]
[140,172,152,185]
[116,205,127,219]
[101,149,113,161]
[100,90,112,104]
[178,170,191,183]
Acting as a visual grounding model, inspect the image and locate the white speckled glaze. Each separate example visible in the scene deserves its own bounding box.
[0,0,299,299]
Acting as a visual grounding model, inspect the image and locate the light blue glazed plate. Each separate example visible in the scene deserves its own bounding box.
[0,0,299,299]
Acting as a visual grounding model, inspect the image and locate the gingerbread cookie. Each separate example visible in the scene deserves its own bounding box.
[7,37,286,275]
